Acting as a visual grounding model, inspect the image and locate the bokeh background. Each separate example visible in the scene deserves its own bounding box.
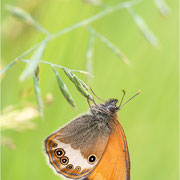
[1,0,179,180]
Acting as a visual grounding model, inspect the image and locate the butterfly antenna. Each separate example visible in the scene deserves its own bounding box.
[118,89,126,108]
[90,87,106,102]
[120,90,141,108]
[93,99,98,106]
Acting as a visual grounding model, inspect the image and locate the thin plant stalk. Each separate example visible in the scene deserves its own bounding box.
[127,7,160,48]
[86,32,95,83]
[51,0,142,39]
[88,26,131,65]
[2,0,142,76]
[21,59,90,75]
[154,0,171,16]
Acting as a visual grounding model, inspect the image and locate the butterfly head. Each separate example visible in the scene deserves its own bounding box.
[103,99,119,113]
[90,99,119,117]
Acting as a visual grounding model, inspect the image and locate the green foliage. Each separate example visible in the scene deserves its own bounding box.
[1,0,178,180]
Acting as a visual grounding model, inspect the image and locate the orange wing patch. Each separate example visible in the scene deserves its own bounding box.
[88,118,130,180]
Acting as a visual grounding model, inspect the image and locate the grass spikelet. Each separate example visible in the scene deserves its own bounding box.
[63,68,93,100]
[33,75,43,118]
[72,75,93,100]
[5,4,49,34]
[52,67,76,109]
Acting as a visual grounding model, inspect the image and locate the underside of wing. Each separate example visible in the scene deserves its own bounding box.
[44,114,110,179]
[88,118,130,180]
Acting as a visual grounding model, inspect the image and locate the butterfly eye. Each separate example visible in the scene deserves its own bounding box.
[108,106,115,113]
[60,156,69,165]
[88,154,97,164]
[55,148,65,158]
[66,164,74,171]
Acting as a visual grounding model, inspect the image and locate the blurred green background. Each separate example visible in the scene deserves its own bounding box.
[1,0,179,180]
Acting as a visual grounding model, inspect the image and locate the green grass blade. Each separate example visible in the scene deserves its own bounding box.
[86,33,95,83]
[20,40,47,81]
[5,4,49,34]
[52,67,76,109]
[88,27,131,65]
[33,75,43,118]
[154,0,171,16]
[127,7,160,48]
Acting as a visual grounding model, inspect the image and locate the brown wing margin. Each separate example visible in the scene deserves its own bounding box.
[87,118,130,180]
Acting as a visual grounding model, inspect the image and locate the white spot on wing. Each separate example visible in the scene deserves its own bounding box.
[54,140,98,170]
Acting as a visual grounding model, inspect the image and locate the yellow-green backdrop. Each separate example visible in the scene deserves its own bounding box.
[1,0,179,180]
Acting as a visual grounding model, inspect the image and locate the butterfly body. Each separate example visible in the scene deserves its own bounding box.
[44,99,130,180]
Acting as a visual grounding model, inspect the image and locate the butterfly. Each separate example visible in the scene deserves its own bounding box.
[44,90,140,180]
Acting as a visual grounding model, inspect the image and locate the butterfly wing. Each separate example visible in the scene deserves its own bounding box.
[88,118,130,180]
[44,114,110,179]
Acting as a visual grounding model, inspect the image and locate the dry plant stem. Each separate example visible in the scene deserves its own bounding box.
[1,0,142,75]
